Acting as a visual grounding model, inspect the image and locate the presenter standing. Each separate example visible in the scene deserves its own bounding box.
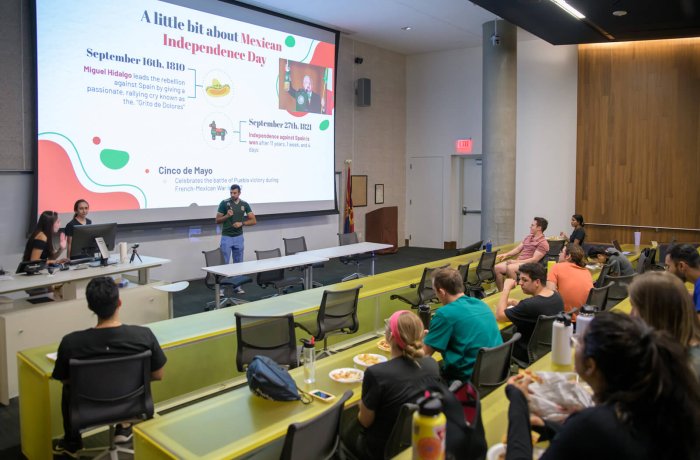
[65,199,92,259]
[216,184,256,268]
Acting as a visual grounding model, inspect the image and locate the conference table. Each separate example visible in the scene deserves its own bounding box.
[0,256,171,406]
[202,242,393,307]
[18,243,515,460]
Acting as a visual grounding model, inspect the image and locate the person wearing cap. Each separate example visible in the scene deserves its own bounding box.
[587,246,634,276]
[341,310,440,460]
[423,268,502,382]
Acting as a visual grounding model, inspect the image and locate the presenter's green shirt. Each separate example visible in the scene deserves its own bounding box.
[423,295,503,381]
[217,199,252,237]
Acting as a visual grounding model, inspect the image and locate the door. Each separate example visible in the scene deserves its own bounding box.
[407,156,443,248]
[460,157,482,247]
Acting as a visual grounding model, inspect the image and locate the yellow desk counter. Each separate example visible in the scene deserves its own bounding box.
[134,340,392,459]
[17,244,516,460]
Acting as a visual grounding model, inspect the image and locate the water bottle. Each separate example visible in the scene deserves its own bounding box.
[301,338,316,384]
[418,304,432,330]
[412,392,446,460]
[576,305,595,340]
[551,313,573,366]
[485,240,493,253]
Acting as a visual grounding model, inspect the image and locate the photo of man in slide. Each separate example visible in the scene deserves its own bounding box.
[287,75,321,113]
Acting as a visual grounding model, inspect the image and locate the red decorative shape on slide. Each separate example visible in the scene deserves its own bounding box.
[309,42,335,69]
[92,136,101,145]
[38,140,141,213]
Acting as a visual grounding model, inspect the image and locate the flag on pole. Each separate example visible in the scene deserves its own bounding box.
[343,161,354,233]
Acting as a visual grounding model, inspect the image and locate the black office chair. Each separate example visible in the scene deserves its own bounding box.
[471,332,521,397]
[337,232,374,281]
[254,248,305,296]
[457,263,471,292]
[602,273,637,309]
[235,313,298,371]
[68,351,154,459]
[283,236,324,288]
[593,263,613,288]
[455,240,483,256]
[389,264,448,309]
[585,282,612,311]
[279,390,353,460]
[383,402,419,459]
[202,249,252,310]
[543,239,566,266]
[465,250,499,298]
[295,286,361,357]
[636,247,657,274]
[513,314,558,368]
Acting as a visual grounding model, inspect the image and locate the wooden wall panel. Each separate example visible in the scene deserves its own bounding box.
[576,38,700,245]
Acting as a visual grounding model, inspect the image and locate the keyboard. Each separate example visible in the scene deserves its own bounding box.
[69,257,96,265]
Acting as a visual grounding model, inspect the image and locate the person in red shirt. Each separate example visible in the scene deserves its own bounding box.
[495,217,550,291]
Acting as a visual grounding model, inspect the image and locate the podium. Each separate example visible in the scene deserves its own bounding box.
[365,206,398,254]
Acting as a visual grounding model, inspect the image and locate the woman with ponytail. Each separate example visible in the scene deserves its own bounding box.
[22,210,67,264]
[504,312,700,460]
[344,310,440,459]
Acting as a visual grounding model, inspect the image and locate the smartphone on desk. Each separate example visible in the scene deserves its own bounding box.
[309,389,336,403]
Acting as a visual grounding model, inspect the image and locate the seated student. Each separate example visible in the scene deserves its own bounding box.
[559,214,586,245]
[65,199,92,259]
[546,244,593,313]
[629,271,700,377]
[423,268,502,382]
[343,310,441,460]
[587,246,635,277]
[52,277,167,458]
[664,243,700,311]
[22,210,68,265]
[503,313,700,460]
[495,217,550,291]
[496,263,564,363]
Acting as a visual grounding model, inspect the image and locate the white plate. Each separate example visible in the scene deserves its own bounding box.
[353,353,387,367]
[487,443,545,460]
[329,368,364,383]
[376,339,391,352]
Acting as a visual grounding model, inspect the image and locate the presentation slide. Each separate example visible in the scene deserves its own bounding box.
[35,0,338,224]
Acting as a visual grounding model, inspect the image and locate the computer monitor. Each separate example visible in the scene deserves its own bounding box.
[69,223,117,259]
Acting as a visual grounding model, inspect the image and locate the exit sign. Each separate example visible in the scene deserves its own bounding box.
[455,138,473,154]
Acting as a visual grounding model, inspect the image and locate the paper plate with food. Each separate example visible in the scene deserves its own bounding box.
[353,353,388,367]
[329,368,364,383]
[376,338,391,352]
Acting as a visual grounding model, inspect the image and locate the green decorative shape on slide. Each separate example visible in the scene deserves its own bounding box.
[285,36,296,47]
[319,120,330,131]
[100,149,130,170]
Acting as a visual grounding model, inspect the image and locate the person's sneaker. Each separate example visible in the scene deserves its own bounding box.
[235,286,245,294]
[114,424,133,444]
[53,438,81,458]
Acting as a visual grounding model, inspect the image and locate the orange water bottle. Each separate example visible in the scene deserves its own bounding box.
[412,392,446,460]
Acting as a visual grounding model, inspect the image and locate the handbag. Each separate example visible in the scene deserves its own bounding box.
[246,355,310,403]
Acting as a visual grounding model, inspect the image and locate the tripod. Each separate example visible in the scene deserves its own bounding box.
[129,245,142,263]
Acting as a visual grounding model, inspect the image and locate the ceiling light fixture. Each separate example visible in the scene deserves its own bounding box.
[612,10,627,17]
[550,0,585,19]
[401,26,412,31]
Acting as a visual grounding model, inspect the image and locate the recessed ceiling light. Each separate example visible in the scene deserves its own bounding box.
[401,26,412,31]
[612,10,627,16]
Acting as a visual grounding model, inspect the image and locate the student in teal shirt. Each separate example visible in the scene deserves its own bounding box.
[423,267,503,382]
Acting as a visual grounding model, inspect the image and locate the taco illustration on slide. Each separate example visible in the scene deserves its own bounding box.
[205,79,231,97]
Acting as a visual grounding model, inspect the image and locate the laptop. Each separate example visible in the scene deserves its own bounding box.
[611,240,632,255]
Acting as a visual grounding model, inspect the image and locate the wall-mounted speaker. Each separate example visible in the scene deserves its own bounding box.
[356,78,371,107]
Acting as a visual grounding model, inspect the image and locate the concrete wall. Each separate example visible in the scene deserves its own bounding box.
[406,36,578,247]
